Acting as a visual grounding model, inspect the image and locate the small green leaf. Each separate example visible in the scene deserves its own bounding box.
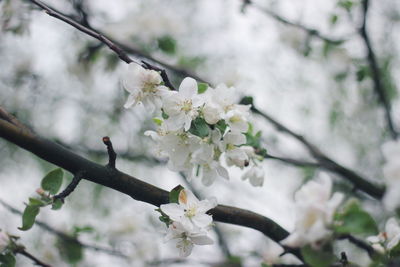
[301,246,336,267]
[338,0,354,12]
[0,253,16,267]
[28,197,47,207]
[41,168,64,195]
[169,185,184,204]
[330,14,339,25]
[239,96,253,106]
[334,199,378,235]
[161,110,169,119]
[215,120,228,134]
[52,198,64,210]
[19,205,40,231]
[197,83,208,94]
[157,35,177,55]
[189,117,209,138]
[389,242,400,258]
[152,117,163,126]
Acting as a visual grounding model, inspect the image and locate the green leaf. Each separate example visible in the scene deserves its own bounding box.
[0,253,16,267]
[41,168,64,195]
[197,83,208,94]
[189,117,209,138]
[57,238,83,264]
[215,120,228,134]
[330,14,339,25]
[152,117,163,126]
[334,199,378,235]
[19,205,40,231]
[52,198,64,210]
[161,110,169,119]
[239,96,254,106]
[389,242,400,258]
[338,0,354,12]
[73,225,94,236]
[28,197,47,207]
[301,246,336,267]
[157,35,176,55]
[169,185,184,204]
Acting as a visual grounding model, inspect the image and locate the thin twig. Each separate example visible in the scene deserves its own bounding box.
[102,136,117,168]
[248,1,345,44]
[53,172,84,200]
[242,98,385,199]
[338,234,375,257]
[27,0,178,90]
[15,249,52,267]
[0,198,129,259]
[359,0,398,140]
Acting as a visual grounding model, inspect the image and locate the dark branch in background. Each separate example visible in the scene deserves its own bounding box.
[265,154,321,168]
[27,0,178,90]
[359,0,398,140]
[0,199,129,259]
[244,102,385,199]
[102,136,117,168]
[15,248,52,267]
[0,108,302,260]
[242,0,345,44]
[53,172,84,200]
[337,234,375,258]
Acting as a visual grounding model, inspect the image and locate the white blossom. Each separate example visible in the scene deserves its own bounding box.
[242,165,265,187]
[165,221,213,257]
[367,217,400,253]
[163,78,205,131]
[0,231,9,253]
[123,63,168,111]
[160,189,217,231]
[381,140,400,211]
[224,106,250,133]
[281,174,344,248]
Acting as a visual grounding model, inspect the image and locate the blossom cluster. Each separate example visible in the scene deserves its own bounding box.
[123,63,265,186]
[160,189,217,257]
[280,174,344,249]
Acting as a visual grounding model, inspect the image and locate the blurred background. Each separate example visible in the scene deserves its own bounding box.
[0,0,399,266]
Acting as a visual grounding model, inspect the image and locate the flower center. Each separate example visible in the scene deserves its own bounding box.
[185,206,197,218]
[181,100,193,113]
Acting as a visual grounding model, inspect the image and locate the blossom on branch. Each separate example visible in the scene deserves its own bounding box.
[367,217,400,254]
[281,174,343,249]
[123,63,169,111]
[160,188,216,257]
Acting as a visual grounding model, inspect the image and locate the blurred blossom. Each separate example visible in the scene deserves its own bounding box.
[281,174,343,248]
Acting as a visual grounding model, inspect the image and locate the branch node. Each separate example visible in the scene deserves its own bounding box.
[103,136,117,168]
[53,171,84,201]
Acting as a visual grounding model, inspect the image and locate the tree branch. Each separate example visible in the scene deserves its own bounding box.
[249,104,385,199]
[15,249,52,267]
[27,0,178,90]
[359,0,398,140]
[245,1,345,44]
[0,108,301,259]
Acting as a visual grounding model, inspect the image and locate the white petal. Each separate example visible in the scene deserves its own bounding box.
[160,203,184,221]
[179,77,198,99]
[192,213,213,228]
[190,234,214,245]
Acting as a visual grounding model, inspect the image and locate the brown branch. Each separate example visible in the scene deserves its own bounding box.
[15,249,52,267]
[102,136,117,168]
[0,199,128,259]
[359,0,398,140]
[53,172,84,200]
[0,109,301,260]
